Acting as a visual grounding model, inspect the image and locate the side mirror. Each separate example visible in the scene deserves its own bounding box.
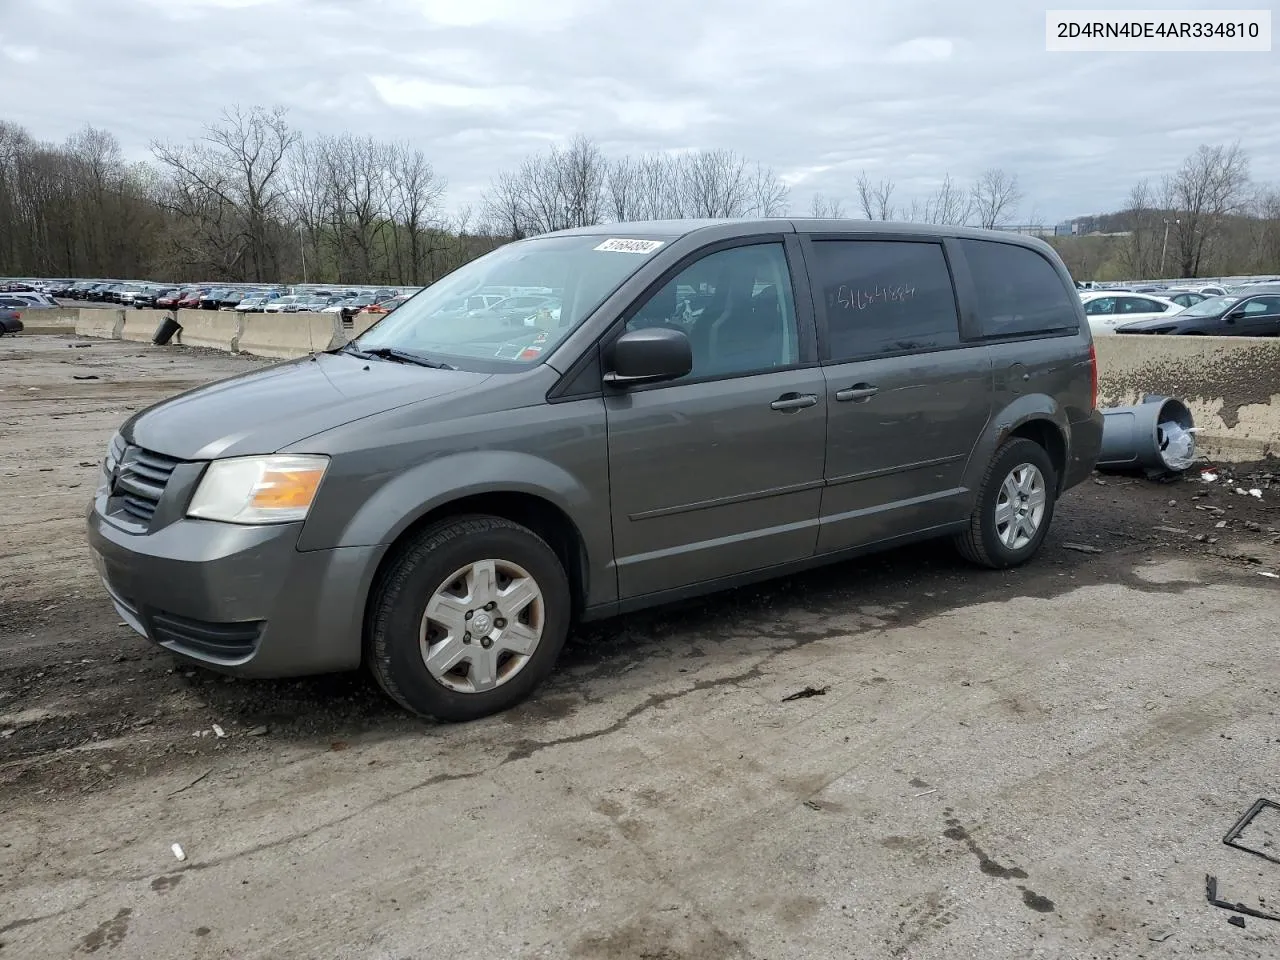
[1225,310,1243,322]
[604,327,692,386]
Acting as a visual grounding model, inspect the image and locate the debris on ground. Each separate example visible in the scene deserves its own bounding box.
[782,686,829,702]
[171,843,186,861]
[1062,543,1103,554]
[1228,916,1246,928]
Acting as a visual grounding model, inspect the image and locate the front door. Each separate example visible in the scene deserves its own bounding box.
[1234,296,1280,336]
[604,240,827,599]
[802,237,993,553]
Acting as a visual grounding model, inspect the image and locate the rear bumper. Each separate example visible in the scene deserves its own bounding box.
[86,499,380,677]
[1065,410,1105,491]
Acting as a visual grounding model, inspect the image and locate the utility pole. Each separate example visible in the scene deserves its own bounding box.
[298,224,308,284]
[1160,218,1180,277]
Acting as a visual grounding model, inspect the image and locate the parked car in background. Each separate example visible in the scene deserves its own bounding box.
[1116,293,1280,335]
[264,295,305,313]
[358,293,414,317]
[158,288,194,309]
[198,288,230,310]
[235,293,279,313]
[135,287,178,308]
[177,289,208,309]
[1162,290,1208,308]
[116,284,147,306]
[328,291,388,319]
[1079,292,1182,335]
[0,293,54,310]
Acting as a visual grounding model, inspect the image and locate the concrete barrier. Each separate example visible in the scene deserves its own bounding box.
[120,310,164,343]
[174,309,241,352]
[17,307,79,334]
[74,308,123,339]
[351,312,385,337]
[238,311,342,359]
[1095,335,1280,462]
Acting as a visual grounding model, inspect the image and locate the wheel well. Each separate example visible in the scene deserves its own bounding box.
[373,492,590,620]
[1008,419,1067,490]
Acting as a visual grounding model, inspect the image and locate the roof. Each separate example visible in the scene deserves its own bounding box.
[544,218,1057,251]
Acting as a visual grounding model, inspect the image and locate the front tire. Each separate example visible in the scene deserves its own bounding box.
[955,438,1057,569]
[367,515,571,721]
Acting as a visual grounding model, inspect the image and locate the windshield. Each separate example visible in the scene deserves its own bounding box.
[1180,295,1239,317]
[354,234,671,368]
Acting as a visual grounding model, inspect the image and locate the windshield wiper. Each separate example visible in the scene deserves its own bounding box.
[340,343,455,370]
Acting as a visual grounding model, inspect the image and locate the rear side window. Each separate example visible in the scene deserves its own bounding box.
[958,239,1079,337]
[810,239,960,361]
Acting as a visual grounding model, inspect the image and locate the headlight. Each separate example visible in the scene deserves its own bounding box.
[187,455,329,524]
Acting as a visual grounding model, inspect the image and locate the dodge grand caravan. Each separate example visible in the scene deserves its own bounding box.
[87,220,1104,721]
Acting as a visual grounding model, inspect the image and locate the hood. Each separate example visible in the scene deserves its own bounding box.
[1115,313,1213,333]
[123,350,491,460]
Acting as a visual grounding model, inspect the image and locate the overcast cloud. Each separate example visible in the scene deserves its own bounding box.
[2,0,1278,223]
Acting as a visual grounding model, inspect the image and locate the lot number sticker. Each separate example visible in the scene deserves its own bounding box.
[594,238,665,254]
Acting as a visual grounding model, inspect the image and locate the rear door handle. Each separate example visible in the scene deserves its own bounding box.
[835,384,878,402]
[770,393,818,411]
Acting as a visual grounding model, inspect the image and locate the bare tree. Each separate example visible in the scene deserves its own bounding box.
[388,142,446,285]
[745,162,788,217]
[855,170,895,220]
[152,105,298,280]
[809,192,845,218]
[969,168,1022,229]
[679,149,750,218]
[1166,142,1251,277]
[481,135,606,237]
[1117,179,1165,278]
[919,173,970,225]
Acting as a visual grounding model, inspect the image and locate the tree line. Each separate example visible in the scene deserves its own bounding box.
[1051,142,1280,281]
[2,104,1277,285]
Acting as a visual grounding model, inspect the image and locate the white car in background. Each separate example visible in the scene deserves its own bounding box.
[263,295,304,313]
[1080,292,1183,335]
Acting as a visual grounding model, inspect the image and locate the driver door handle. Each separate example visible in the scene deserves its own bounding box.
[770,393,818,411]
[835,384,878,402]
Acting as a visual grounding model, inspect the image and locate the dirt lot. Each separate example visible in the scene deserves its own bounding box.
[4,334,1280,959]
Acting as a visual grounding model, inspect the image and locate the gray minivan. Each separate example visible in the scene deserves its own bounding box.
[87,219,1104,721]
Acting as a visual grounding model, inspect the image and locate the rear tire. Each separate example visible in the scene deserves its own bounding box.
[955,438,1057,569]
[366,515,571,722]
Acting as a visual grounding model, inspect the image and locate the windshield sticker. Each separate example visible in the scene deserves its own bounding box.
[594,238,665,254]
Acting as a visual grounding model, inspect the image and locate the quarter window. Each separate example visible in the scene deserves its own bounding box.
[625,242,799,380]
[809,240,959,361]
[959,239,1079,337]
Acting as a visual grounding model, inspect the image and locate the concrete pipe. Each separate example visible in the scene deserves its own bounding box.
[1096,395,1196,477]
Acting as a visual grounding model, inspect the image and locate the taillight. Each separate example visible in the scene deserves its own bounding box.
[1088,342,1098,410]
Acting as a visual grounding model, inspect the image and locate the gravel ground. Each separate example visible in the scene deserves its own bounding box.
[3,334,1280,959]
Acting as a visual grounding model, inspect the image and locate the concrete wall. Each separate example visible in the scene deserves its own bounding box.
[238,311,342,359]
[74,308,123,339]
[120,310,164,343]
[1095,335,1280,462]
[17,307,79,334]
[174,309,240,352]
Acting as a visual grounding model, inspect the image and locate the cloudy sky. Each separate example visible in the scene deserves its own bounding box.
[2,0,1277,223]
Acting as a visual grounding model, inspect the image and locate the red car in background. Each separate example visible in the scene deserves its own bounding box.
[176,288,208,309]
[155,288,192,309]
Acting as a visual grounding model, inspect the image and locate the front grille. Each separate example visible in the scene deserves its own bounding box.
[149,611,263,660]
[113,445,181,524]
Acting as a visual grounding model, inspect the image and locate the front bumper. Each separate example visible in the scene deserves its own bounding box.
[86,496,381,678]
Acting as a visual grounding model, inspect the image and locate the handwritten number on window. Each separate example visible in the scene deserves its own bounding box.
[831,284,917,310]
